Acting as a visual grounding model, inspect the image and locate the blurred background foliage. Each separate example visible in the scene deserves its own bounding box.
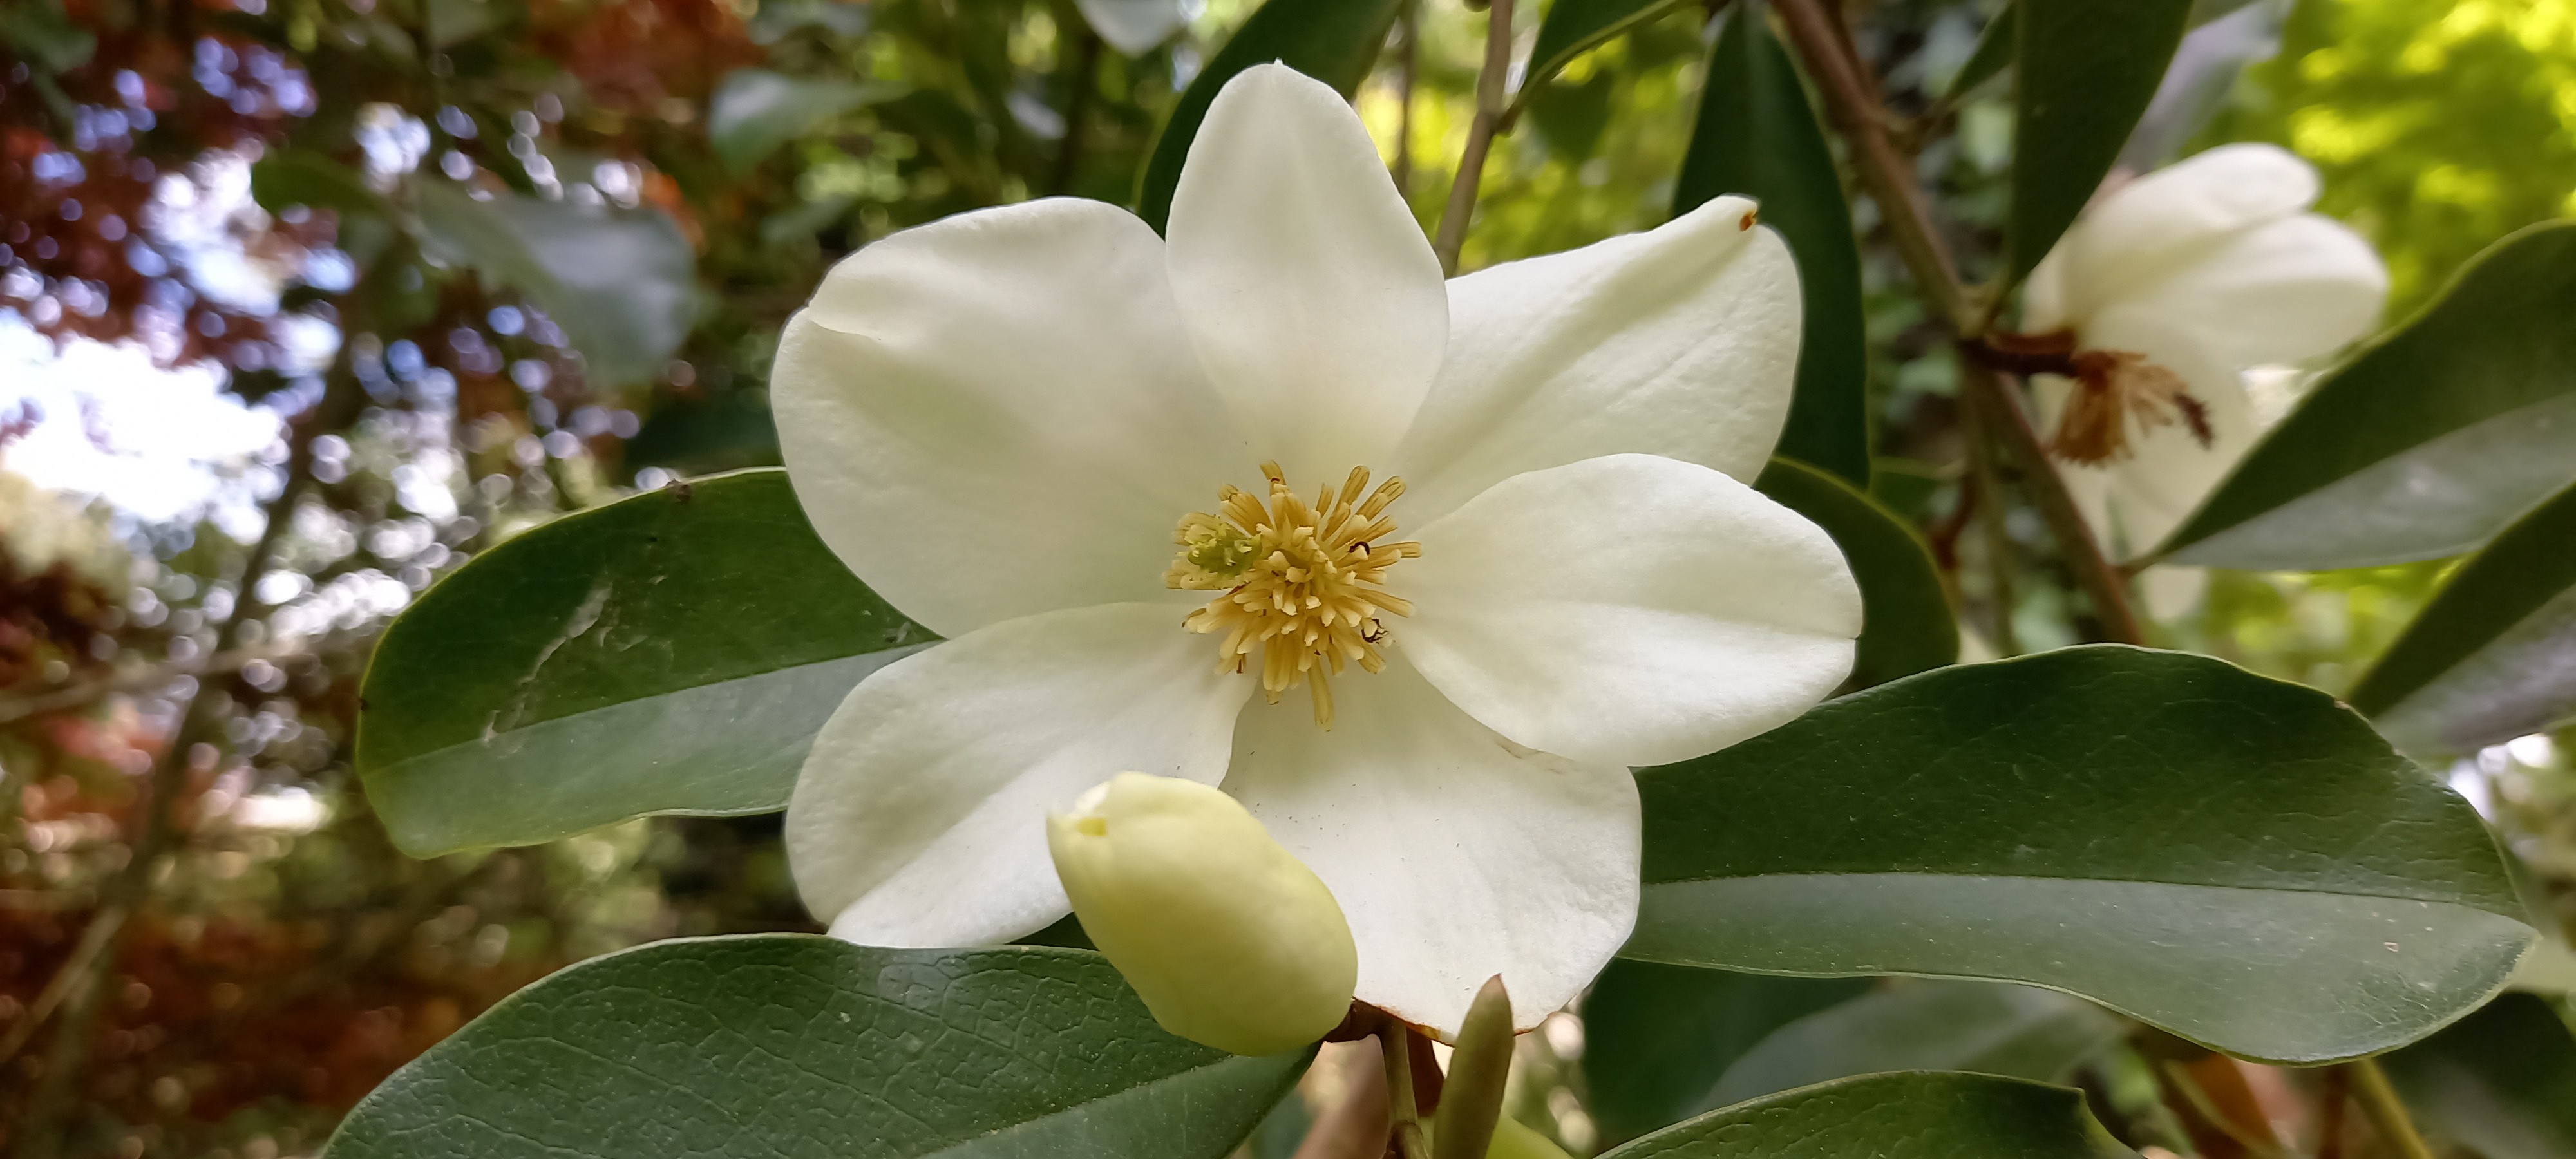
[0,0,2570,1154]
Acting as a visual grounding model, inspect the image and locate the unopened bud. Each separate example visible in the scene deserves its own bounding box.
[1047,772,1358,1056]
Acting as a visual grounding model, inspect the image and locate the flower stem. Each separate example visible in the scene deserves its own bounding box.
[2345,1058,2437,1159]
[1772,0,2144,645]
[1382,1024,1434,1159]
[1433,0,1515,275]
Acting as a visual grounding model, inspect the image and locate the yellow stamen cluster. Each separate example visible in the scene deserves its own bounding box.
[1166,462,1420,730]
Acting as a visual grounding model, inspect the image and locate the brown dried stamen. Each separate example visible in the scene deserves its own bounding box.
[2050,350,2214,466]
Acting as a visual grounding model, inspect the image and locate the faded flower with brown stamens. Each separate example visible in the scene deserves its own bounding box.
[768,64,1861,1039]
[2025,144,2387,576]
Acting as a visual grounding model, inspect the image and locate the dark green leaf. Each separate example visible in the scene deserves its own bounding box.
[324,936,1309,1159]
[2161,222,2576,570]
[251,151,387,218]
[1703,981,2124,1109]
[358,469,931,856]
[1754,458,1956,688]
[1526,70,1616,163]
[426,0,502,45]
[415,181,699,387]
[2382,993,2576,1159]
[1581,962,1870,1145]
[1627,645,2533,1064]
[1522,0,1692,96]
[1597,1071,2136,1159]
[1133,0,1403,233]
[708,68,904,174]
[1946,2,2014,100]
[2349,480,2576,756]
[2003,0,2193,286]
[1677,8,1870,485]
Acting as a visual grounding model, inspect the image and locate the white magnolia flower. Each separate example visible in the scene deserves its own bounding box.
[772,64,1862,1036]
[2027,143,2388,585]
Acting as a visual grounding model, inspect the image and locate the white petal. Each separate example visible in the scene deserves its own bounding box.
[786,603,1251,947]
[2088,212,2387,371]
[2027,143,2324,331]
[1224,659,1639,1037]
[1394,197,1800,522]
[1164,63,1448,484]
[1399,453,1860,768]
[773,198,1243,638]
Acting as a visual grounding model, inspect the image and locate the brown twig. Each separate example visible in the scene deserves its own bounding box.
[15,367,364,1159]
[1432,0,1515,274]
[1771,0,2144,644]
[1392,0,1418,200]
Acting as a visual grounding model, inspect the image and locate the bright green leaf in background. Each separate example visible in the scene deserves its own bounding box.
[359,469,930,856]
[1700,979,2124,1109]
[1676,5,1870,486]
[1581,963,1870,1145]
[709,68,905,174]
[1597,1071,2136,1159]
[1625,645,2532,1064]
[1754,458,1956,689]
[2003,0,2193,286]
[2382,992,2576,1159]
[414,180,699,388]
[2161,222,2576,572]
[323,936,1308,1159]
[1132,0,1403,232]
[2351,479,2576,757]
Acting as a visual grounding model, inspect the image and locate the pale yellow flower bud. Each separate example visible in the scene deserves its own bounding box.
[1046,771,1358,1056]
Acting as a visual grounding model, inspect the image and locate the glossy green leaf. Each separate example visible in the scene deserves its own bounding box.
[358,469,930,856]
[2161,222,2576,570]
[1522,0,1691,97]
[1597,1071,2136,1159]
[709,68,903,173]
[1705,981,2124,1109]
[324,936,1309,1159]
[2351,480,2576,756]
[251,151,386,218]
[1677,10,1870,486]
[1625,645,2533,1064]
[1580,962,1870,1145]
[415,180,697,387]
[1754,458,1955,689]
[2382,992,2576,1159]
[2003,0,2193,286]
[1945,1,2014,100]
[1133,0,1402,232]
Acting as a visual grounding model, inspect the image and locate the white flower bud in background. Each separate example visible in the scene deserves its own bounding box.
[1047,772,1359,1056]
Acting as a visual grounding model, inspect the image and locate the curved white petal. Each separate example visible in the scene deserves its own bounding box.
[1399,453,1860,768]
[1394,197,1801,522]
[1164,63,1447,484]
[787,603,1252,948]
[2088,212,2387,371]
[773,198,1242,638]
[1223,659,1640,1037]
[2027,143,2324,331]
